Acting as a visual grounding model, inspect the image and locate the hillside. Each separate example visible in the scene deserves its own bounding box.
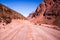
[28,0,60,27]
[0,3,26,24]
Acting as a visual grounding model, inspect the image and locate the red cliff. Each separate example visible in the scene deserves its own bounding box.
[28,0,60,27]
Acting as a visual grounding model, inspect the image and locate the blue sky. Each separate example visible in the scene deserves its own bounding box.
[0,0,43,17]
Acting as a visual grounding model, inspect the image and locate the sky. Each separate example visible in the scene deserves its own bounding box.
[0,0,43,17]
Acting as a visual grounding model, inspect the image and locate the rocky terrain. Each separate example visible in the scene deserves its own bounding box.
[0,0,60,40]
[28,0,60,28]
[0,3,26,24]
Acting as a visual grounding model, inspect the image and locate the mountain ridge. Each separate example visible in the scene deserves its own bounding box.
[0,3,26,24]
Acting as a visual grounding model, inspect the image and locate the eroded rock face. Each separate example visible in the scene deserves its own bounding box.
[28,0,60,27]
[0,3,26,24]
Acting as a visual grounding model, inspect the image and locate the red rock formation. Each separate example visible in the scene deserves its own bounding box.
[28,0,60,27]
[0,3,26,24]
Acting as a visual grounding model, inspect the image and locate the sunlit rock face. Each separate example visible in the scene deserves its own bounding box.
[0,4,26,24]
[28,0,60,27]
[0,19,60,40]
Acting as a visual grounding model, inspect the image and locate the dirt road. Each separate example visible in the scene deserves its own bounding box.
[0,20,60,40]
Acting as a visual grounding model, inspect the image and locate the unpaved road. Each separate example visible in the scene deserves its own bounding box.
[0,20,60,40]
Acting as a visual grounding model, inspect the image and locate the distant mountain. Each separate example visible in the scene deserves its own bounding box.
[0,3,26,24]
[28,0,60,27]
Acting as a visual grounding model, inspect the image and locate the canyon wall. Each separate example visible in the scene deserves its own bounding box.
[28,0,60,27]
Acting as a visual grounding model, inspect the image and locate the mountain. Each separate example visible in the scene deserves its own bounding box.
[0,3,26,24]
[28,0,60,27]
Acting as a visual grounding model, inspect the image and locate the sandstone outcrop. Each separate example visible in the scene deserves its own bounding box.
[28,0,60,27]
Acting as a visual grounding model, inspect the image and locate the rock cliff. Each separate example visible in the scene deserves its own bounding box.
[28,0,60,27]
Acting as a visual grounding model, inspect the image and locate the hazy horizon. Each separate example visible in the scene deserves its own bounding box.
[0,0,43,17]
